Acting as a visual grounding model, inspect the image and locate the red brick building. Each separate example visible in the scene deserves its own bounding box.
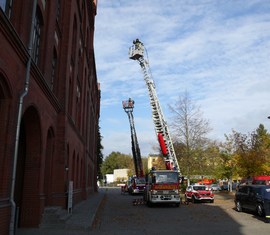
[0,0,100,234]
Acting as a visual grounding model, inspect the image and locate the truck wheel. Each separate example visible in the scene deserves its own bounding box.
[236,201,242,212]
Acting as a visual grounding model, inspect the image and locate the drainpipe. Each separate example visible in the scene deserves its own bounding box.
[9,0,37,234]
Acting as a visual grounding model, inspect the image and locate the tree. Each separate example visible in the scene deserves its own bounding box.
[142,157,150,175]
[169,91,212,183]
[96,126,104,181]
[215,136,237,181]
[100,152,133,176]
[229,124,270,177]
[196,140,221,177]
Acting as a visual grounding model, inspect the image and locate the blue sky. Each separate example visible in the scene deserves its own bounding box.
[94,0,270,157]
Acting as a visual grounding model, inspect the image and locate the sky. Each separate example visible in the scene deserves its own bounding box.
[94,0,270,158]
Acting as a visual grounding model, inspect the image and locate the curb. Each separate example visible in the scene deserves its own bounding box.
[90,192,106,229]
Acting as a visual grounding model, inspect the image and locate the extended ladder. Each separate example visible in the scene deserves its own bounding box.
[129,39,181,175]
[122,98,144,177]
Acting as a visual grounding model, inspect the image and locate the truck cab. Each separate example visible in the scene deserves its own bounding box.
[128,176,146,194]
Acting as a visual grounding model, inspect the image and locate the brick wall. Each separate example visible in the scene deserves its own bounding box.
[0,0,100,233]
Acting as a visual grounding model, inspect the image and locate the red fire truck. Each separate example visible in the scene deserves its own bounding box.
[143,169,181,207]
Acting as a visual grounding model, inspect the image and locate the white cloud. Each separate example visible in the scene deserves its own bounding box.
[95,0,270,157]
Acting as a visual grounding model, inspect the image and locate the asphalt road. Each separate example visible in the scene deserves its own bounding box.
[91,187,269,235]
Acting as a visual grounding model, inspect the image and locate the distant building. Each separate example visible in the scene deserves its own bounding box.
[148,154,165,170]
[114,169,129,182]
[0,1,99,234]
[105,174,114,184]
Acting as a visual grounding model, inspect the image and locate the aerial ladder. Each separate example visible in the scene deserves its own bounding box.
[128,39,181,175]
[122,98,144,178]
[122,98,146,195]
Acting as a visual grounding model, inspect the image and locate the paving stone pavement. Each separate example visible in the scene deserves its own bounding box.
[16,188,106,235]
[15,189,235,235]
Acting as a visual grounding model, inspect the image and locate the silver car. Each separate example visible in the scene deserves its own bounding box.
[210,184,221,191]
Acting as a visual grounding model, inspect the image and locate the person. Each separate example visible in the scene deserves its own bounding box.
[133,38,143,50]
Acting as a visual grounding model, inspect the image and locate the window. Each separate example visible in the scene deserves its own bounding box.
[265,187,270,200]
[51,49,57,89]
[239,186,249,194]
[32,11,42,64]
[193,186,206,191]
[0,0,12,18]
[0,0,5,9]
[76,80,81,127]
[56,0,61,22]
[68,77,73,115]
[71,16,77,63]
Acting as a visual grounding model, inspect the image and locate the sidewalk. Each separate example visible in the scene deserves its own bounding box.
[16,188,106,235]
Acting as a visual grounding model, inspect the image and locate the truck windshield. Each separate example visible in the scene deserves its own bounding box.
[136,178,146,184]
[154,172,178,183]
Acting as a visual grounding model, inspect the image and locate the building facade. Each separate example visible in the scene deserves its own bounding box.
[148,155,165,170]
[0,0,100,234]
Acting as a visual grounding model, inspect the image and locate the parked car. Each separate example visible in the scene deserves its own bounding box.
[234,184,270,223]
[210,184,221,191]
[220,183,228,191]
[221,182,238,191]
[185,185,214,203]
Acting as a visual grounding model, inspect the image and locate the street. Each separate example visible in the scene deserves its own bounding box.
[92,187,269,235]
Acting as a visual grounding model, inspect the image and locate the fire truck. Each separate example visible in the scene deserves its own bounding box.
[122,98,146,194]
[143,169,180,206]
[128,39,182,206]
